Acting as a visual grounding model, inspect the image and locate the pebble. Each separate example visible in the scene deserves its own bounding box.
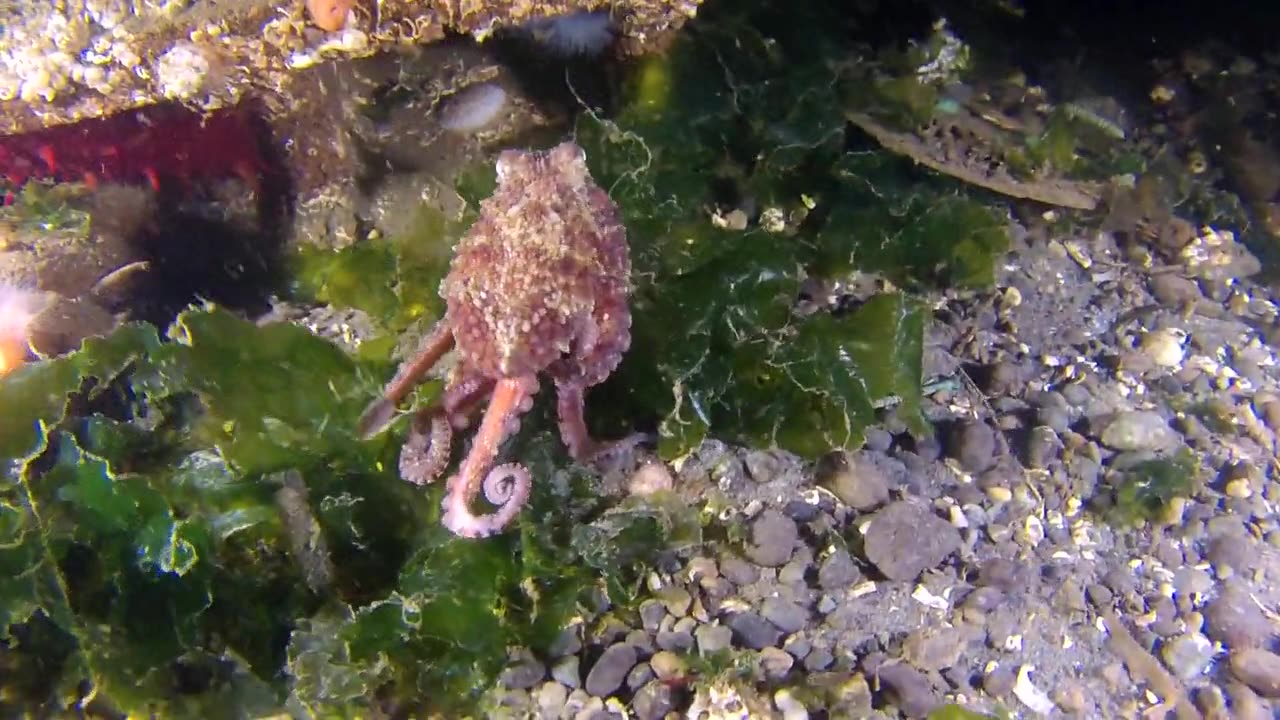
[743,510,798,567]
[695,624,732,655]
[1228,648,1280,697]
[627,461,675,496]
[1226,681,1273,720]
[1195,683,1228,717]
[719,554,761,584]
[1052,684,1089,715]
[779,551,812,585]
[727,611,782,650]
[639,600,667,632]
[1025,426,1061,468]
[626,661,653,691]
[657,586,692,617]
[815,450,890,510]
[686,556,719,584]
[983,664,1016,697]
[1149,273,1204,306]
[774,689,809,720]
[655,629,693,653]
[1098,411,1181,451]
[1086,583,1114,608]
[1160,632,1215,680]
[783,633,812,660]
[762,597,809,634]
[1204,582,1273,649]
[1037,399,1071,434]
[535,682,569,716]
[1172,566,1212,597]
[550,626,583,657]
[550,655,581,690]
[631,681,675,720]
[804,647,834,671]
[877,662,941,718]
[864,427,894,452]
[902,626,968,671]
[818,547,861,589]
[584,644,637,697]
[861,501,962,581]
[649,650,686,682]
[822,671,872,715]
[1260,400,1280,436]
[744,450,782,482]
[756,646,795,681]
[1060,382,1092,407]
[571,696,607,720]
[1139,328,1185,367]
[962,586,1005,612]
[499,648,546,690]
[977,557,1023,592]
[950,420,999,473]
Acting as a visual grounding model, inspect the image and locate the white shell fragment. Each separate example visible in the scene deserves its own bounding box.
[1013,665,1056,715]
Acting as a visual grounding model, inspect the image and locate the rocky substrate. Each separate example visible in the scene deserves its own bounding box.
[474,216,1280,719]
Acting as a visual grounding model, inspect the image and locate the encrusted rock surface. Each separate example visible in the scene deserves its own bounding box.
[0,0,700,135]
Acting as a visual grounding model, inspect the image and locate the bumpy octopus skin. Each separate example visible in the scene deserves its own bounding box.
[358,141,632,538]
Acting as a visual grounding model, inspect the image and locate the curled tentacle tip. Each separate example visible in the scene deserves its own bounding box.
[441,463,532,539]
[356,397,397,440]
[399,413,452,486]
[482,463,532,506]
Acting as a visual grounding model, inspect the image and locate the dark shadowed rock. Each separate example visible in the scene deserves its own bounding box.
[949,420,998,473]
[743,509,798,567]
[585,644,637,698]
[877,663,941,718]
[1205,582,1274,649]
[861,501,961,581]
[1229,648,1280,698]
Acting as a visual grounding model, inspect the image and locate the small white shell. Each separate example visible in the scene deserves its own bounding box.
[439,83,508,133]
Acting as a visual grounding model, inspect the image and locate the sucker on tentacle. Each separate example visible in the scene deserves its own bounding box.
[399,410,453,486]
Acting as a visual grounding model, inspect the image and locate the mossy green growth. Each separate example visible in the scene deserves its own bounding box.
[288,202,464,344]
[0,180,91,239]
[1107,447,1200,526]
[929,705,1005,720]
[0,307,688,715]
[574,0,1013,458]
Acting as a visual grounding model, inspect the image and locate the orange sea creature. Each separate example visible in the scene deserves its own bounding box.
[306,0,354,32]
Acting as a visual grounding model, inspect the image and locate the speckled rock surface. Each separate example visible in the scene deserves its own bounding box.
[0,0,701,135]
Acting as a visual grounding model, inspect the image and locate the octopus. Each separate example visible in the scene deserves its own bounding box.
[357,141,632,538]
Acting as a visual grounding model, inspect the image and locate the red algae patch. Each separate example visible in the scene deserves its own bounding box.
[0,103,268,197]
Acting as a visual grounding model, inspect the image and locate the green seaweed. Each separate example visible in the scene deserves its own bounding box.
[572,0,1009,457]
[289,202,463,340]
[1107,447,1200,526]
[0,0,1022,713]
[0,309,683,714]
[0,180,92,239]
[929,705,1004,720]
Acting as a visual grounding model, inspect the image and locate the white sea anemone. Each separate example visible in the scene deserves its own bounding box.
[524,10,615,57]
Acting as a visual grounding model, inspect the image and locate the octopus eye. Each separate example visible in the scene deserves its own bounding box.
[495,151,522,182]
[552,141,587,166]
